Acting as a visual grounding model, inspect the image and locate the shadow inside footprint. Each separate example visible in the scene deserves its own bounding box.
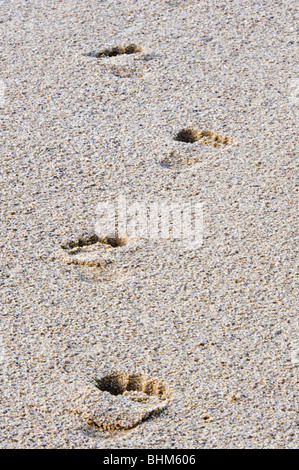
[175,127,233,146]
[61,233,127,250]
[95,372,171,400]
[86,44,143,58]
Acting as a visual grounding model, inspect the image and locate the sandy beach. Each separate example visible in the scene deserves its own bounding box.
[0,0,298,448]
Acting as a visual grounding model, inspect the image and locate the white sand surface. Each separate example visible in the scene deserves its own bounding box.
[0,0,298,448]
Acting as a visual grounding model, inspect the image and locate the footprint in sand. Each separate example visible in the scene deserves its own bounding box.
[71,372,173,432]
[56,232,133,268]
[175,127,234,146]
[160,127,235,168]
